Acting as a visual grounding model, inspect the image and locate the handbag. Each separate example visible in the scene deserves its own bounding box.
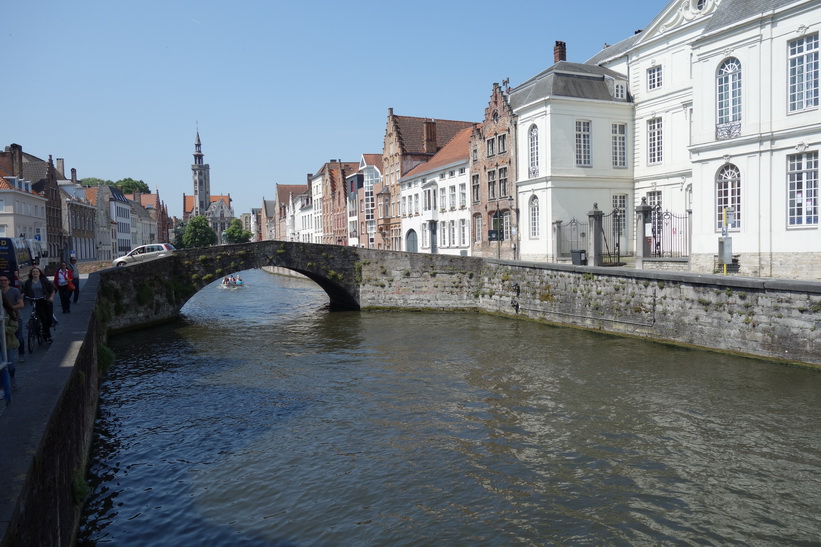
[67,281,75,291]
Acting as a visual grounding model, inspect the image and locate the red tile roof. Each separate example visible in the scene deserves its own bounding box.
[393,115,474,155]
[401,126,474,179]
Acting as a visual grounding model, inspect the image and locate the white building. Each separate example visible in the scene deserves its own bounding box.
[509,53,634,262]
[587,0,820,278]
[400,127,473,255]
[1,176,48,246]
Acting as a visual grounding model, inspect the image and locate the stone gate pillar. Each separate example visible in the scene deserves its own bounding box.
[587,203,603,266]
[635,197,652,269]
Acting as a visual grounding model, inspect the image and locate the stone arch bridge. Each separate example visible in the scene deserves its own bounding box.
[94,240,821,367]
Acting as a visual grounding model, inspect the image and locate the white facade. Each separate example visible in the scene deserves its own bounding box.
[591,0,821,278]
[510,64,634,262]
[0,177,48,246]
[310,173,323,244]
[400,162,471,256]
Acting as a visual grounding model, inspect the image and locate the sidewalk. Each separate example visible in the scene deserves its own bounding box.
[0,273,97,541]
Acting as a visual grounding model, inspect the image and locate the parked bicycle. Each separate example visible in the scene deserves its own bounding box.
[25,297,46,353]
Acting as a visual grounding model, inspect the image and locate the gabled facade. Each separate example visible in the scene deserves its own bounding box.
[400,126,473,255]
[379,109,475,250]
[469,83,519,259]
[273,184,308,241]
[260,199,277,241]
[346,154,382,248]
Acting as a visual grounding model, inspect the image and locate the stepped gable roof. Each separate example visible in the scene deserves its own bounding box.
[361,154,383,172]
[401,126,474,180]
[509,61,629,110]
[276,184,308,203]
[394,115,474,155]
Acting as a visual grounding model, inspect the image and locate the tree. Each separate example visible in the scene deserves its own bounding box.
[116,177,150,194]
[80,177,114,187]
[171,219,187,249]
[224,218,253,244]
[182,216,217,248]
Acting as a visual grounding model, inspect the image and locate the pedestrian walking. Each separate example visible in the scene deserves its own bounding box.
[54,262,74,314]
[22,267,56,343]
[0,275,25,362]
[69,257,80,304]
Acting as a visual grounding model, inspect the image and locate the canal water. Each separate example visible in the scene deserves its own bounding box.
[77,268,821,545]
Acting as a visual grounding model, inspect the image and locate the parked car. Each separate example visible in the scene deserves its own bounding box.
[113,243,176,267]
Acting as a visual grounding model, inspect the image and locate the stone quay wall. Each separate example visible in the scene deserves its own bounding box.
[359,255,821,368]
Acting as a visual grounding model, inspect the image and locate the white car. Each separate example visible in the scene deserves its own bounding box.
[113,243,176,267]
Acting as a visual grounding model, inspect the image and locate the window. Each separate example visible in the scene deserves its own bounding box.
[459,183,467,207]
[647,65,662,90]
[648,118,663,164]
[529,125,539,178]
[440,221,447,246]
[717,57,742,139]
[459,167,466,175]
[788,33,819,112]
[460,219,467,246]
[472,174,480,202]
[474,215,482,243]
[612,123,627,167]
[788,151,818,225]
[498,134,507,154]
[449,185,456,208]
[502,212,511,241]
[440,173,446,180]
[414,194,419,214]
[612,194,627,236]
[449,221,456,246]
[716,164,741,230]
[472,148,478,162]
[449,170,455,178]
[530,195,539,238]
[487,170,496,200]
[615,83,626,99]
[422,222,428,247]
[499,167,508,197]
[576,120,591,166]
[439,188,447,210]
[486,138,495,157]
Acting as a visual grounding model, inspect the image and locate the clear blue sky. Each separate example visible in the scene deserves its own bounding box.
[4,0,664,218]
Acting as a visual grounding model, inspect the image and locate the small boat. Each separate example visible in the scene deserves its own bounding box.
[220,276,245,288]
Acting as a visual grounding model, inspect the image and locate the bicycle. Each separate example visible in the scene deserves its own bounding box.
[25,297,46,353]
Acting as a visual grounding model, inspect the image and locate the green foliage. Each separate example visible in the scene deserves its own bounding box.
[172,219,187,248]
[183,216,218,248]
[73,469,91,504]
[224,218,253,243]
[98,344,115,374]
[79,177,114,187]
[116,177,150,194]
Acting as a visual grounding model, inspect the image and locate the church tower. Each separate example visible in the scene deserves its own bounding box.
[192,131,211,216]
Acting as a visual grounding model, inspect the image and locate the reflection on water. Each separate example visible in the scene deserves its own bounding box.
[78,269,821,545]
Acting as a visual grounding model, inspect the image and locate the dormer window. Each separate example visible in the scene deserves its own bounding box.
[615,83,626,100]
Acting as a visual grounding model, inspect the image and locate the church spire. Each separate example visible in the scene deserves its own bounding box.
[192,130,210,216]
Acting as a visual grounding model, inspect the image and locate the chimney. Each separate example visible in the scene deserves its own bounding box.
[554,40,567,63]
[423,119,437,153]
[71,168,77,184]
[56,158,65,176]
[10,143,23,177]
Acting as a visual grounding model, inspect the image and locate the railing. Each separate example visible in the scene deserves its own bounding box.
[600,209,626,265]
[646,206,690,258]
[557,218,586,257]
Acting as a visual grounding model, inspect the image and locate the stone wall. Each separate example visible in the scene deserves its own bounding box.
[358,256,821,368]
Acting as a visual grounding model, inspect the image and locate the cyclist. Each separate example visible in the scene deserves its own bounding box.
[22,267,56,343]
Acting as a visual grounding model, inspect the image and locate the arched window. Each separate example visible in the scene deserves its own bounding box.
[528,125,539,178]
[716,58,742,139]
[529,195,540,238]
[716,164,741,230]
